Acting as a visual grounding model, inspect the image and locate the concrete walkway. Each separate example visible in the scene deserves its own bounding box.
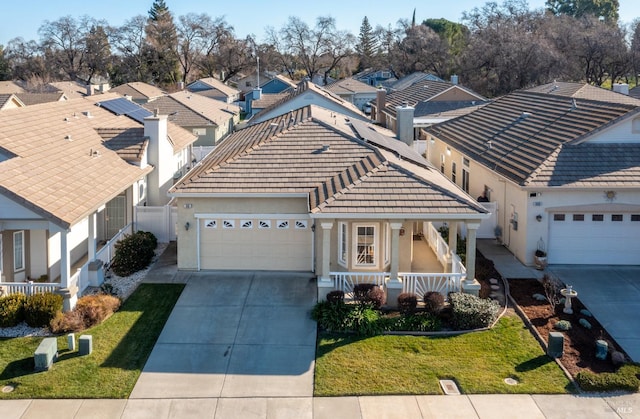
[2,243,639,418]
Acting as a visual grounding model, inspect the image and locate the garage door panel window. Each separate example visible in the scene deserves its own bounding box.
[241,220,253,229]
[295,220,308,229]
[572,214,584,221]
[277,220,289,229]
[612,214,623,222]
[553,214,565,221]
[223,220,235,228]
[632,215,640,222]
[592,214,603,222]
[354,224,377,266]
[259,220,271,228]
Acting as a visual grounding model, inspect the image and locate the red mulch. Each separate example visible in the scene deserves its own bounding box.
[475,251,623,378]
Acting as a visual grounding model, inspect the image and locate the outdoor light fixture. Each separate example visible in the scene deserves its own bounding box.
[185,222,190,231]
[536,215,542,222]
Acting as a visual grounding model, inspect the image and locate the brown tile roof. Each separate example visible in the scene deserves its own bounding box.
[0,81,25,94]
[111,82,165,101]
[167,91,238,127]
[170,105,487,217]
[325,78,378,95]
[425,91,640,186]
[15,92,67,106]
[47,81,88,99]
[526,82,640,106]
[251,93,289,109]
[0,94,25,110]
[188,77,239,98]
[0,95,153,228]
[97,128,148,164]
[383,81,486,118]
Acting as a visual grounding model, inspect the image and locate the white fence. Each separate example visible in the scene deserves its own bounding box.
[330,272,387,297]
[0,281,60,297]
[425,222,450,267]
[134,206,177,243]
[399,273,463,298]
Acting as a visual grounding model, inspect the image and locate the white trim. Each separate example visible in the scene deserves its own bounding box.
[338,222,348,267]
[195,213,311,219]
[310,213,490,220]
[196,218,201,271]
[383,222,390,266]
[352,222,378,267]
[13,231,25,272]
[0,233,3,279]
[170,192,308,198]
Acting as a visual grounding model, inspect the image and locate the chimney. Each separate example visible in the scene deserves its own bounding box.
[144,112,172,206]
[395,101,415,146]
[451,74,459,85]
[612,83,629,95]
[99,83,110,93]
[86,84,94,96]
[376,87,387,126]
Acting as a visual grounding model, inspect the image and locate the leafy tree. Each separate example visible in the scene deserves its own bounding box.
[85,25,111,83]
[423,18,469,57]
[630,19,640,85]
[546,0,619,23]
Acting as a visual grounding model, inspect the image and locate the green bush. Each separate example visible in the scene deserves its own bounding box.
[423,291,445,314]
[393,313,442,332]
[24,293,63,327]
[311,301,353,332]
[110,231,157,277]
[554,320,572,331]
[346,305,381,336]
[576,364,640,392]
[397,293,418,315]
[0,293,27,327]
[449,292,500,330]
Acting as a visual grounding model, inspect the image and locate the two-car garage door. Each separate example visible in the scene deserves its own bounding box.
[198,216,313,271]
[548,212,640,265]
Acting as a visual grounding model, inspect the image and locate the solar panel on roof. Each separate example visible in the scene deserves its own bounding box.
[97,98,153,122]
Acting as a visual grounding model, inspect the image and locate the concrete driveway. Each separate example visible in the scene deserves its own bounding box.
[548,265,640,362]
[130,270,318,399]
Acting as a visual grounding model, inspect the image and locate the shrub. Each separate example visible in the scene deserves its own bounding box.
[100,282,118,296]
[554,320,572,331]
[50,310,85,333]
[449,292,500,330]
[326,290,345,304]
[576,364,640,392]
[24,293,63,327]
[311,301,352,332]
[0,293,27,327]
[75,294,121,328]
[423,291,445,314]
[393,313,442,332]
[542,274,563,312]
[346,305,381,336]
[110,231,157,277]
[353,284,385,309]
[397,293,418,315]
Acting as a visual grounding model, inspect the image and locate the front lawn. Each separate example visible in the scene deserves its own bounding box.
[314,314,572,396]
[0,284,183,399]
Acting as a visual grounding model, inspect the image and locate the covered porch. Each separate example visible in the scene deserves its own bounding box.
[316,219,481,307]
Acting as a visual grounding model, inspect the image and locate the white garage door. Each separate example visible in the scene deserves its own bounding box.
[199,216,313,271]
[548,212,640,265]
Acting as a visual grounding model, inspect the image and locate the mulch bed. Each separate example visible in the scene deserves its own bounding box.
[475,251,624,378]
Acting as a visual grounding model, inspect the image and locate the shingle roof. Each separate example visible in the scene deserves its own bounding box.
[325,78,378,95]
[425,91,640,186]
[526,82,640,106]
[15,92,67,106]
[0,95,153,228]
[171,105,487,217]
[111,82,165,101]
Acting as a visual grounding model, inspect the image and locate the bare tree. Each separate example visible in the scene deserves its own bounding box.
[5,37,49,81]
[85,24,111,84]
[110,15,149,82]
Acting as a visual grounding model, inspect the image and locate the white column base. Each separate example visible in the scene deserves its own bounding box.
[385,279,403,309]
[462,279,481,297]
[317,277,335,302]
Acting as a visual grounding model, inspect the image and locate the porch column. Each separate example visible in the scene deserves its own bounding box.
[59,230,78,311]
[462,222,481,297]
[447,221,458,273]
[386,222,404,309]
[87,211,105,287]
[317,221,334,301]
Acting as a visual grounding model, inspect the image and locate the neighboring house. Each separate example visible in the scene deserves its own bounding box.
[525,81,640,105]
[169,104,489,303]
[232,71,277,94]
[0,81,26,94]
[248,80,369,124]
[187,77,240,104]
[325,77,378,113]
[353,68,396,87]
[423,88,640,267]
[243,74,297,115]
[372,79,488,146]
[0,94,25,110]
[110,82,165,104]
[0,94,196,309]
[49,81,109,99]
[15,92,68,106]
[142,90,240,150]
[381,72,445,92]
[260,74,297,94]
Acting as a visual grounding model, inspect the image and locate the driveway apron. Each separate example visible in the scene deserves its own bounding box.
[548,265,640,362]
[130,271,317,399]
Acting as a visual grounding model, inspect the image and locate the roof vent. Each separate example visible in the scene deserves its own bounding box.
[571,98,578,110]
[83,111,93,118]
[65,135,72,141]
[322,144,331,152]
[64,117,70,122]
[520,112,531,119]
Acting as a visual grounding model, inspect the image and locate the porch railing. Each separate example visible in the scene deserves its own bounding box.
[95,222,133,267]
[330,272,387,297]
[399,272,464,298]
[426,222,449,267]
[0,281,60,297]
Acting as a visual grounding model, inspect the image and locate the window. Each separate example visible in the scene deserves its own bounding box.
[258,220,271,229]
[223,220,235,228]
[592,214,604,222]
[461,169,470,193]
[572,214,584,221]
[553,214,565,221]
[13,231,24,272]
[241,220,253,229]
[354,224,376,266]
[451,162,457,184]
[277,220,289,229]
[338,222,348,266]
[383,223,390,266]
[0,233,3,276]
[192,128,206,136]
[612,214,623,222]
[631,214,640,222]
[463,157,470,167]
[440,154,445,173]
[205,220,217,228]
[295,220,308,229]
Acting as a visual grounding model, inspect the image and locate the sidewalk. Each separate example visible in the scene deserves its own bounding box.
[1,242,638,418]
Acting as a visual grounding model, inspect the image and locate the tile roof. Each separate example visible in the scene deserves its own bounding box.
[526,82,640,106]
[167,91,239,127]
[111,82,165,101]
[96,128,148,164]
[15,92,67,106]
[383,81,486,119]
[414,101,489,120]
[382,72,444,91]
[0,95,153,228]
[0,81,25,94]
[47,81,89,99]
[170,105,487,218]
[251,93,289,109]
[325,78,378,95]
[0,94,25,110]
[188,77,239,98]
[269,74,298,89]
[424,91,640,186]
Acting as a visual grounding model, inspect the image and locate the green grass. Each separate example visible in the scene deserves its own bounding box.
[314,314,573,396]
[0,284,184,399]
